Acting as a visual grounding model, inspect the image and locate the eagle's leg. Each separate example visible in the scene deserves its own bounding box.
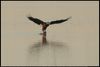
[42,25,48,45]
[42,30,47,44]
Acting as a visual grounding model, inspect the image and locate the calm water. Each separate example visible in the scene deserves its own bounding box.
[1,1,99,66]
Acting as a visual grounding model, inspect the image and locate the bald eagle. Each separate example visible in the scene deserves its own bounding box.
[27,16,71,31]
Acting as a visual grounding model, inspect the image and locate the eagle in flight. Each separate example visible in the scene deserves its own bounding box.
[27,16,71,32]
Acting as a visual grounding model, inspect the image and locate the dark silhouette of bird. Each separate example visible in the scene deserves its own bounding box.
[27,16,71,32]
[27,16,71,44]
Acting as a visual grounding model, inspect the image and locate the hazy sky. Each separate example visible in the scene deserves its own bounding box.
[1,1,99,66]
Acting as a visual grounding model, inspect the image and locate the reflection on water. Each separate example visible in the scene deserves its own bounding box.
[27,41,69,66]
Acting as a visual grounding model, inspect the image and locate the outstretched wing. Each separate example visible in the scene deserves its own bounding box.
[27,16,44,25]
[50,17,71,25]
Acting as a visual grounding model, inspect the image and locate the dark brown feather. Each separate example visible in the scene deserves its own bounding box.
[27,16,44,25]
[50,17,71,25]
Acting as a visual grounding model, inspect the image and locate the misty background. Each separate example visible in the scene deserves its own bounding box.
[1,1,99,66]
